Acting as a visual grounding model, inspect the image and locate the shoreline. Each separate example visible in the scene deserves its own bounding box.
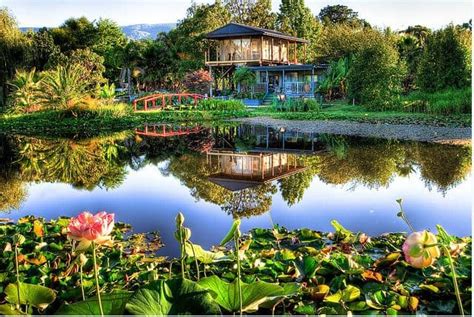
[235,116,472,145]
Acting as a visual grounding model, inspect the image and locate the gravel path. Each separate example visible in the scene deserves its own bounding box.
[235,117,472,145]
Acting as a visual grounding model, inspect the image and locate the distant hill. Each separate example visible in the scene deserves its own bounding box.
[20,23,176,40]
[121,23,176,39]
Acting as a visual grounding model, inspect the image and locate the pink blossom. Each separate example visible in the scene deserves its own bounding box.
[67,211,114,249]
[402,231,440,269]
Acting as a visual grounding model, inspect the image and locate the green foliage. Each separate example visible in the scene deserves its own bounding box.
[318,5,368,27]
[417,25,471,92]
[318,57,349,99]
[40,64,90,111]
[4,282,56,309]
[8,68,43,113]
[347,37,405,110]
[233,67,256,87]
[55,291,131,315]
[198,276,298,313]
[400,87,471,115]
[98,82,116,101]
[126,279,221,315]
[224,0,276,29]
[274,97,320,112]
[197,98,245,111]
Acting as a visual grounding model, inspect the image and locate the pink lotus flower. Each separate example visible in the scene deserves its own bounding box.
[68,211,114,250]
[403,231,440,269]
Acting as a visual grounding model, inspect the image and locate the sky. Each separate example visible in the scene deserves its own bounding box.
[2,0,472,30]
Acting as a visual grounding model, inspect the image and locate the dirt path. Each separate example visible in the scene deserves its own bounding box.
[235,117,472,145]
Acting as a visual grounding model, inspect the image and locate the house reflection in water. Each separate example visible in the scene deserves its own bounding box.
[207,150,307,191]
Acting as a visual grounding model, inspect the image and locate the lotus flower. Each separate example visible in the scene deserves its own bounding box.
[403,231,440,268]
[68,211,114,250]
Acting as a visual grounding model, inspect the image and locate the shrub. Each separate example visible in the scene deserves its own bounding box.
[62,99,131,118]
[273,97,320,112]
[40,64,90,112]
[183,69,212,95]
[401,87,472,115]
[197,99,245,111]
[8,68,43,113]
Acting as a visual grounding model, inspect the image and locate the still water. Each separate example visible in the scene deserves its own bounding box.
[0,124,471,256]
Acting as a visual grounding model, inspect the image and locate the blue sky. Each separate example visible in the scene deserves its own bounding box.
[3,0,472,30]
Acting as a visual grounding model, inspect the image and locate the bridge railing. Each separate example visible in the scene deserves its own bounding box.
[132,93,206,111]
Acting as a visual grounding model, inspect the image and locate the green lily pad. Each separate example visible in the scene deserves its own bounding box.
[55,291,131,315]
[126,278,221,315]
[184,242,226,264]
[5,282,56,310]
[198,275,291,313]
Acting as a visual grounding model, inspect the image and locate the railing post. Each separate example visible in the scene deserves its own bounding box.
[133,101,137,111]
[162,96,165,108]
[144,100,148,111]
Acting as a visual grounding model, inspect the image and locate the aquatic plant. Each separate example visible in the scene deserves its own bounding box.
[67,211,115,316]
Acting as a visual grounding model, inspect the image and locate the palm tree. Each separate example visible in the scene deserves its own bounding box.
[40,64,89,112]
[8,68,43,112]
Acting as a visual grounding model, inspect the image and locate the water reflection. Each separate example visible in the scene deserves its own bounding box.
[0,123,471,221]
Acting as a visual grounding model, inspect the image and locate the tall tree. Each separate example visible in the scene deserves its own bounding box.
[28,28,60,71]
[277,0,321,61]
[0,8,31,107]
[49,16,97,52]
[93,19,128,80]
[318,5,368,27]
[417,25,471,91]
[224,0,276,28]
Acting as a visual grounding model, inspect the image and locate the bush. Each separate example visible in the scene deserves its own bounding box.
[62,99,131,118]
[347,37,405,111]
[197,99,246,111]
[400,87,472,115]
[273,97,320,112]
[8,68,43,113]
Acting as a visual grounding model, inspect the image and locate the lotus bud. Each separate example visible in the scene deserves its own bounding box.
[13,233,25,246]
[79,253,88,266]
[402,231,440,269]
[176,212,185,228]
[183,227,192,241]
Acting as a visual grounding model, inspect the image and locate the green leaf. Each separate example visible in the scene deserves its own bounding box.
[342,285,361,302]
[198,275,290,313]
[330,220,354,243]
[419,284,440,293]
[55,291,131,315]
[0,304,23,315]
[184,242,226,264]
[126,278,221,315]
[5,282,56,309]
[293,256,318,279]
[220,219,241,246]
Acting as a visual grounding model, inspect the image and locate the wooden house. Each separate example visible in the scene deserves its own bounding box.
[205,23,326,99]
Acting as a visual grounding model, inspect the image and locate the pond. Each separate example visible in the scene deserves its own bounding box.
[0,123,471,256]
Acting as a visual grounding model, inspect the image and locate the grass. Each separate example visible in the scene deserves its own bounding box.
[399,87,472,115]
[252,102,471,127]
[0,108,249,137]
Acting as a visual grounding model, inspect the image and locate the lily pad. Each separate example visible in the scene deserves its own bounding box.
[5,282,56,309]
[198,275,292,313]
[55,291,131,315]
[126,278,221,315]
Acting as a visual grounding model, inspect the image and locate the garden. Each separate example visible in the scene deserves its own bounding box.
[0,201,471,315]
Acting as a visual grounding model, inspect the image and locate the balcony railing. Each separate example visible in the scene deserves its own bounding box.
[283,82,313,95]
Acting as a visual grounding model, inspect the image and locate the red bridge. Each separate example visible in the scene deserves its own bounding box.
[135,124,204,137]
[132,93,206,111]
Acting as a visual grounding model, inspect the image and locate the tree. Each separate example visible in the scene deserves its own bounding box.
[317,57,349,100]
[49,16,97,52]
[93,19,128,80]
[0,8,31,107]
[233,67,256,96]
[318,5,368,27]
[417,25,471,92]
[224,0,276,28]
[28,29,60,71]
[277,0,321,61]
[183,69,212,94]
[347,34,405,109]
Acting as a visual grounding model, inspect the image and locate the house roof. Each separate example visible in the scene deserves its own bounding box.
[206,23,309,44]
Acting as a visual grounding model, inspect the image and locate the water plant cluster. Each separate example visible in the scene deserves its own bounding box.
[0,208,470,315]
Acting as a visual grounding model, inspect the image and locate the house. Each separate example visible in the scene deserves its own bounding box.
[207,150,307,191]
[205,23,327,100]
